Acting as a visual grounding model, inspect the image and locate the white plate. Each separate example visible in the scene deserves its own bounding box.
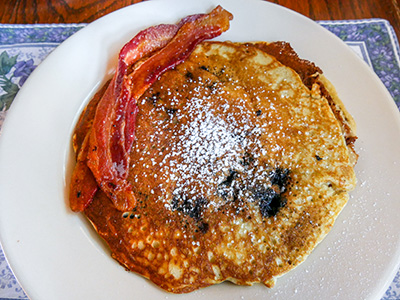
[1,0,400,299]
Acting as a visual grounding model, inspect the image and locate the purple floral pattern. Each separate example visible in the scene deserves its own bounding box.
[0,20,400,300]
[0,250,26,299]
[0,53,37,111]
[384,271,400,300]
[0,24,84,45]
[13,59,35,86]
[320,19,400,111]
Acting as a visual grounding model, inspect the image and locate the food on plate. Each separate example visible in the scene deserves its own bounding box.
[70,5,233,212]
[69,6,357,293]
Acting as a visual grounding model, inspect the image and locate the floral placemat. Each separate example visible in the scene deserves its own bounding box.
[0,19,399,300]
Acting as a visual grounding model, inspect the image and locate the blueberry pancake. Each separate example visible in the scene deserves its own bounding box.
[74,40,357,293]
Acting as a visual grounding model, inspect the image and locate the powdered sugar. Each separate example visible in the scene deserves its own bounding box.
[150,81,269,212]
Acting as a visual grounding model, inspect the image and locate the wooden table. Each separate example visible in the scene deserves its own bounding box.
[1,0,399,38]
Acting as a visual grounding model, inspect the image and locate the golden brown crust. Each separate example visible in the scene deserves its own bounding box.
[316,74,358,165]
[75,41,357,293]
[248,41,322,90]
[249,41,358,165]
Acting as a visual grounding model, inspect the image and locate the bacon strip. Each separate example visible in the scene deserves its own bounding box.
[69,81,111,212]
[70,6,233,212]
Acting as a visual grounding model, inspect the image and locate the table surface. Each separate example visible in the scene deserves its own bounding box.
[0,0,400,38]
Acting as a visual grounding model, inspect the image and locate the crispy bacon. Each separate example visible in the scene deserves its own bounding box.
[70,6,233,212]
[69,81,111,212]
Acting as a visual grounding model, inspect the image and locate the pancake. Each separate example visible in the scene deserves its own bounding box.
[74,40,357,293]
